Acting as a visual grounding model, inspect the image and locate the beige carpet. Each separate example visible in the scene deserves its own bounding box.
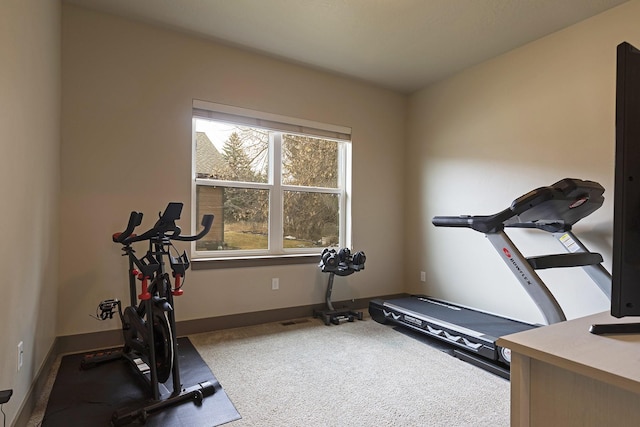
[28,315,510,426]
[190,316,509,426]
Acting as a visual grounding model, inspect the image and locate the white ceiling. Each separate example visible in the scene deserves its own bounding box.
[65,0,629,93]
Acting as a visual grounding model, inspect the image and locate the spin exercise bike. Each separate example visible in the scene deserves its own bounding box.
[313,248,366,325]
[81,202,215,425]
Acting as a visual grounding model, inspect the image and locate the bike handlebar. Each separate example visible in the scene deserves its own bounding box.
[112,211,144,243]
[112,203,214,245]
[173,214,214,241]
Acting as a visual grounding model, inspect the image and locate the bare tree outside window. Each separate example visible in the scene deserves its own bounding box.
[194,117,346,254]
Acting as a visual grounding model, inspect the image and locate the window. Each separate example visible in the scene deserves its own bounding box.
[192,100,352,258]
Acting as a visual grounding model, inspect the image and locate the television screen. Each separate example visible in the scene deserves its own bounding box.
[611,41,640,319]
[590,42,640,335]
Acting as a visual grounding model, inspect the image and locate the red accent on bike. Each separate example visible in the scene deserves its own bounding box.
[172,274,184,296]
[503,248,512,258]
[131,269,139,276]
[138,276,151,301]
[113,232,136,242]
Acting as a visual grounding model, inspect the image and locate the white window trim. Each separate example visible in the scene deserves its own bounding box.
[191,100,352,260]
[193,99,351,140]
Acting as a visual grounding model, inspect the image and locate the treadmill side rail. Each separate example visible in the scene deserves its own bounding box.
[553,231,612,299]
[486,231,566,325]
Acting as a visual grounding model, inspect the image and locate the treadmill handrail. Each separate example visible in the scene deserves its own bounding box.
[432,209,513,234]
[432,178,604,234]
[527,252,604,270]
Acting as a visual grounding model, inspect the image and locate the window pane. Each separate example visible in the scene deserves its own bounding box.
[283,191,339,248]
[282,134,339,188]
[195,119,268,183]
[196,186,269,251]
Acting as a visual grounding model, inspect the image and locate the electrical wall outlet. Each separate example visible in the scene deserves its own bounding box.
[17,341,24,371]
[272,278,279,290]
[420,271,426,282]
[0,389,13,404]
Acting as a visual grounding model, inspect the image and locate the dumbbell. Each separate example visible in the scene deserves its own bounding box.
[321,248,339,269]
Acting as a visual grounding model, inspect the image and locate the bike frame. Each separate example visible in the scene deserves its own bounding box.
[82,203,215,425]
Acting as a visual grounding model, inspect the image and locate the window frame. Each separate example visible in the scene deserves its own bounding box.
[191,100,352,261]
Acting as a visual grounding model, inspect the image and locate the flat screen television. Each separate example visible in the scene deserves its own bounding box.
[591,41,640,334]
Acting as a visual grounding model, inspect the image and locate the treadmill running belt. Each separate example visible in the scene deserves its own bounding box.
[385,296,536,339]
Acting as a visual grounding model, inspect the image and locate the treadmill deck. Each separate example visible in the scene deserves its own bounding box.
[370,296,537,366]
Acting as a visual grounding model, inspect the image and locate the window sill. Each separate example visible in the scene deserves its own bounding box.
[192,253,321,269]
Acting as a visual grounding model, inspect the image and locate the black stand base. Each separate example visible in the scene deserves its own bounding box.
[111,381,216,426]
[313,308,364,326]
[81,347,216,425]
[589,322,640,335]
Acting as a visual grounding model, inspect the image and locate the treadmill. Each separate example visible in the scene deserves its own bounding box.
[369,178,611,378]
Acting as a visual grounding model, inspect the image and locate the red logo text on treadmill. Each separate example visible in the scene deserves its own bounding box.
[503,248,512,258]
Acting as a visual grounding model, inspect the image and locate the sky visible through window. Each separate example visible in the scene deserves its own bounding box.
[195,118,237,152]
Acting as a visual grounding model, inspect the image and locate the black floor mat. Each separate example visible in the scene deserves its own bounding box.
[43,338,241,427]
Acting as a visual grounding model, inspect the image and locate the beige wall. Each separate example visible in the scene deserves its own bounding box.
[59,4,406,336]
[0,0,60,424]
[406,1,639,324]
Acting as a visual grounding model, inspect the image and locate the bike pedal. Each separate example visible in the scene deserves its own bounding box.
[133,358,150,374]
